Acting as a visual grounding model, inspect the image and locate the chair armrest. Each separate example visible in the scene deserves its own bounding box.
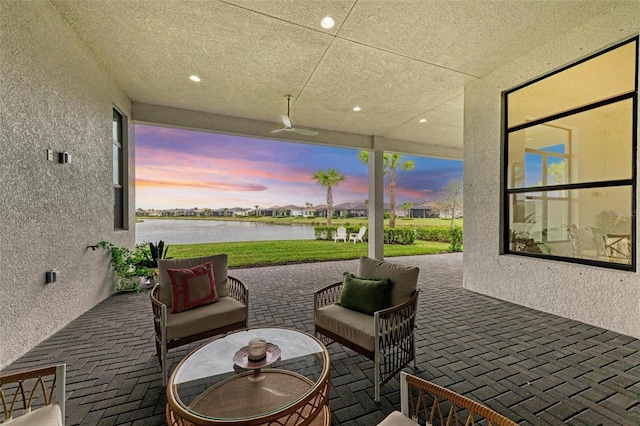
[150,284,164,319]
[228,275,248,306]
[375,290,419,345]
[314,282,343,310]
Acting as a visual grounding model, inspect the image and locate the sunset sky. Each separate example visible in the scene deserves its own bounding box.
[135,124,463,210]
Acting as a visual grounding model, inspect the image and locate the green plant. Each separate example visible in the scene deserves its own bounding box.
[98,241,151,292]
[137,240,170,268]
[384,227,415,245]
[449,226,463,252]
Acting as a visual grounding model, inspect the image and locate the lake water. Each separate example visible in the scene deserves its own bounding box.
[135,219,315,245]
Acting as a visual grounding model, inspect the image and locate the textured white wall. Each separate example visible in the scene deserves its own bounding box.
[463,4,640,338]
[0,1,135,369]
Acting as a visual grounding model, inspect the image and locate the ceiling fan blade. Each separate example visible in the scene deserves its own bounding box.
[292,127,318,136]
[270,128,286,133]
[281,115,292,128]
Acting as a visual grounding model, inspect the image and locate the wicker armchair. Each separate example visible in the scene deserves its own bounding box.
[378,372,517,425]
[314,257,419,401]
[0,364,66,425]
[151,254,248,385]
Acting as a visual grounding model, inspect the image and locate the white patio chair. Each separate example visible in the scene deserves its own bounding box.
[349,226,366,243]
[332,226,347,242]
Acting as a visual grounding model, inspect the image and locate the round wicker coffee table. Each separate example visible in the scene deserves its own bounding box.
[166,328,330,425]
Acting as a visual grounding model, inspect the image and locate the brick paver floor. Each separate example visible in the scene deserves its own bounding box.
[3,253,639,425]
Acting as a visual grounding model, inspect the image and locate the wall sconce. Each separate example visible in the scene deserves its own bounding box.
[58,151,72,164]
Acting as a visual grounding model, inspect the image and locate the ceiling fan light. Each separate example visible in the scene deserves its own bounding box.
[419,118,427,123]
[189,75,201,82]
[352,106,361,112]
[320,16,335,29]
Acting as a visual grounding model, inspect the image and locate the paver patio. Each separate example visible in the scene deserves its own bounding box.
[2,253,639,425]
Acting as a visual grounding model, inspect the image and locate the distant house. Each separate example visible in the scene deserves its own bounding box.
[274,205,303,217]
[232,207,251,216]
[302,207,315,218]
[259,207,277,217]
[334,201,368,218]
[410,202,437,218]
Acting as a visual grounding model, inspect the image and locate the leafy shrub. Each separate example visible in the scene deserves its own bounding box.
[449,226,463,252]
[384,227,415,245]
[415,227,451,242]
[384,212,390,219]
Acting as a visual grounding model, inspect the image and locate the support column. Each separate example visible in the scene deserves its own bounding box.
[368,140,384,260]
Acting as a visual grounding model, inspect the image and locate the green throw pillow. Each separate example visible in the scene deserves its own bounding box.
[336,273,393,316]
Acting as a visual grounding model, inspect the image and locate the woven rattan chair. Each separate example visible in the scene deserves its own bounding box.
[378,372,517,425]
[314,256,419,401]
[0,364,66,425]
[150,254,249,385]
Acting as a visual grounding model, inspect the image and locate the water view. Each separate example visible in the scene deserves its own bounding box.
[135,219,315,245]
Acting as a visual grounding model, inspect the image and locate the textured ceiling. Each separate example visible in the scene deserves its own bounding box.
[51,0,625,150]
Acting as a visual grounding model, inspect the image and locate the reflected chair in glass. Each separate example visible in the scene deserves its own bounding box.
[603,234,631,264]
[563,225,604,260]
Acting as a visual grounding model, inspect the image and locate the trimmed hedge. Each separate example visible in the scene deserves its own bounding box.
[314,225,463,246]
[384,227,415,245]
[415,226,451,242]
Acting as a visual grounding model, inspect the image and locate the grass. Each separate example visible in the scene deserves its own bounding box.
[169,239,452,268]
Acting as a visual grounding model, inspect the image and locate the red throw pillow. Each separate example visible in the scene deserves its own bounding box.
[167,261,219,313]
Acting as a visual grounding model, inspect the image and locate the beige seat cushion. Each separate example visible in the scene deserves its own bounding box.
[358,257,419,307]
[166,296,245,341]
[315,304,375,352]
[159,254,229,308]
[8,404,63,426]
[377,410,416,425]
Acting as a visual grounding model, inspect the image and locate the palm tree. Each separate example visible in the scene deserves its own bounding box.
[254,205,260,216]
[402,201,414,218]
[357,151,415,228]
[312,169,346,226]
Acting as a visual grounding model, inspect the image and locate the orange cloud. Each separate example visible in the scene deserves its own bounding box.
[136,179,267,192]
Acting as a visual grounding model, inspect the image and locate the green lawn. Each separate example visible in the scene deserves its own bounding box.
[169,239,451,268]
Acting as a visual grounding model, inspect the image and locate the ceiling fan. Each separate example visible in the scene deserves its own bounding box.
[269,94,318,136]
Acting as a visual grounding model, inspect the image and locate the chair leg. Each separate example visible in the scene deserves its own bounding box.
[162,342,168,387]
[412,333,417,369]
[161,305,168,387]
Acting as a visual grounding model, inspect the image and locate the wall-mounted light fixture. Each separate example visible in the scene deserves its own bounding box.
[46,269,59,284]
[58,151,71,164]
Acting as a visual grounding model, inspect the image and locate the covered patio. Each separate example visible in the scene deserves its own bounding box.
[3,254,638,425]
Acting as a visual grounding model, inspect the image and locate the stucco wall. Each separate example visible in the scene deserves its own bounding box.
[0,1,135,369]
[463,4,640,339]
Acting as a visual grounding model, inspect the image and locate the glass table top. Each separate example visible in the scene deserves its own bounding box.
[170,327,329,422]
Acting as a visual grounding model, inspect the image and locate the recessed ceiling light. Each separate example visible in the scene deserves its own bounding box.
[189,75,201,82]
[419,118,427,123]
[320,16,335,29]
[352,106,361,112]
